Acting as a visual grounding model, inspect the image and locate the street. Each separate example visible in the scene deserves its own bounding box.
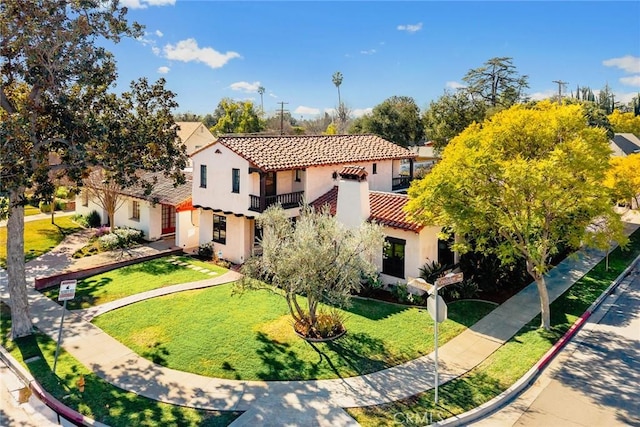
[474,266,640,427]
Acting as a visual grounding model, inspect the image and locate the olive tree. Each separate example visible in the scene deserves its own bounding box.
[237,204,384,339]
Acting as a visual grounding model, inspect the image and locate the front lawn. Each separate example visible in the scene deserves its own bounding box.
[41,256,228,310]
[0,216,83,267]
[347,228,640,425]
[0,303,241,427]
[93,286,496,381]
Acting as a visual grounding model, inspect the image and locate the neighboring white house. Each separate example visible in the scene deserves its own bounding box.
[190,134,451,282]
[310,167,455,285]
[176,122,216,167]
[76,171,198,249]
[610,133,640,157]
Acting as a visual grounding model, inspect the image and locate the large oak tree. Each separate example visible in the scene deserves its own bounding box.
[406,101,625,330]
[1,0,188,338]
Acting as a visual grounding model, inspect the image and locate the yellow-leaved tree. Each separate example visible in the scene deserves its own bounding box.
[406,101,626,330]
[608,110,640,136]
[605,153,640,209]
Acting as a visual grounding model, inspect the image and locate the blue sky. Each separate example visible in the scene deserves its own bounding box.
[108,1,640,119]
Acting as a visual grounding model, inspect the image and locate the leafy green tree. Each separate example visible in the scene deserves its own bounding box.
[462,57,529,108]
[210,98,264,135]
[1,0,188,338]
[237,204,384,339]
[422,90,487,152]
[406,101,625,330]
[349,96,424,147]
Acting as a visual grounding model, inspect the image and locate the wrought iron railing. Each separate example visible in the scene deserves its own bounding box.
[392,176,412,190]
[249,191,305,212]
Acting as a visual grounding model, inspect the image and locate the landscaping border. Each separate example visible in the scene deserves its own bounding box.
[433,253,640,427]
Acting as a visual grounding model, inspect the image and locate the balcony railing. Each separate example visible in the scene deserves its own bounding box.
[249,191,305,213]
[392,176,412,191]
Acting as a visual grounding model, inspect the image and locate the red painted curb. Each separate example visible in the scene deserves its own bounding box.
[30,380,88,426]
[536,310,591,370]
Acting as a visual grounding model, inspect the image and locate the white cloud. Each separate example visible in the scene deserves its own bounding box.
[446,81,466,90]
[164,39,241,69]
[230,81,261,93]
[352,108,373,118]
[620,75,640,87]
[295,106,320,116]
[603,55,640,74]
[615,91,638,104]
[529,90,556,101]
[269,92,278,98]
[152,46,160,56]
[119,0,175,9]
[397,22,423,33]
[324,108,336,116]
[155,30,164,38]
[157,66,170,74]
[361,49,376,55]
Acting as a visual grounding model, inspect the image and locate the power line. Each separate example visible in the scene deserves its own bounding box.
[552,80,568,104]
[277,102,289,135]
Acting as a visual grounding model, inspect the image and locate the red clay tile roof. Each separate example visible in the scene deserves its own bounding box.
[199,134,416,171]
[310,186,423,232]
[339,166,368,180]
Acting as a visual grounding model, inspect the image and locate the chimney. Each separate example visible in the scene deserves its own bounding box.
[336,166,370,229]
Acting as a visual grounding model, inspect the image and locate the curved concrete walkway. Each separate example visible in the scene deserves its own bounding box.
[1,216,639,426]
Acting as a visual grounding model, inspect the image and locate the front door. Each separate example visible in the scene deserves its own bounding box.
[161,204,175,234]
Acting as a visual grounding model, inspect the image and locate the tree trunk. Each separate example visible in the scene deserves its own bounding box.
[527,260,551,330]
[7,188,33,338]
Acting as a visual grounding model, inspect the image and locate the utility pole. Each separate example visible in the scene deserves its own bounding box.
[277,102,289,135]
[552,80,568,105]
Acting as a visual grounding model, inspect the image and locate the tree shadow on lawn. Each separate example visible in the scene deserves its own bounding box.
[254,330,392,381]
[114,258,192,276]
[346,298,410,321]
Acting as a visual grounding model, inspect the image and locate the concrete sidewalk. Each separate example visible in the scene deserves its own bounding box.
[1,216,639,426]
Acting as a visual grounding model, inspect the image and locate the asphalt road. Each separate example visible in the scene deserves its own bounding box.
[475,267,640,427]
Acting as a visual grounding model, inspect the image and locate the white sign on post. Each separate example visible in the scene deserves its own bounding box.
[58,280,77,301]
[427,294,448,323]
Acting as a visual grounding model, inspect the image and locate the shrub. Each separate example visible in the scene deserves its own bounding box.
[71,213,89,227]
[54,200,65,211]
[97,227,144,251]
[391,283,412,304]
[86,210,101,228]
[198,242,215,260]
[94,226,111,238]
[439,280,480,302]
[55,186,69,199]
[39,201,52,213]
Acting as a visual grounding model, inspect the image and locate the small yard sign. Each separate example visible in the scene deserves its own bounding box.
[58,280,77,301]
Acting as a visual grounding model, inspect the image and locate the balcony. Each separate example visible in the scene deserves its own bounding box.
[392,176,412,191]
[249,191,305,213]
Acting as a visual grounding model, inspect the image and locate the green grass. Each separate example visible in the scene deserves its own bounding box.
[347,228,640,426]
[93,286,496,381]
[0,217,83,268]
[24,205,41,216]
[0,304,241,427]
[41,256,228,310]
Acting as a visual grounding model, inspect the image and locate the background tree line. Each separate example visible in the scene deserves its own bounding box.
[176,57,640,151]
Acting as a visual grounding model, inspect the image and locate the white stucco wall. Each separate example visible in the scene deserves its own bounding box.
[192,143,252,215]
[377,225,440,286]
[74,194,108,224]
[176,210,200,249]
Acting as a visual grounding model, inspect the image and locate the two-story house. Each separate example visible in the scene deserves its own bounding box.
[191,134,417,265]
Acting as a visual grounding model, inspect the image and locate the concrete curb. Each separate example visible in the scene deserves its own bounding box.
[0,345,108,427]
[433,253,640,427]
